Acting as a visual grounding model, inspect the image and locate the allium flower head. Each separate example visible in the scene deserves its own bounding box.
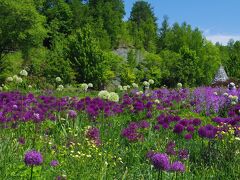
[20,69,28,76]
[132,83,138,88]
[151,153,170,171]
[118,85,123,91]
[98,90,110,100]
[149,79,154,84]
[123,86,128,91]
[88,83,93,88]
[68,110,77,119]
[50,160,59,167]
[16,77,23,83]
[6,77,13,82]
[108,92,119,102]
[56,77,62,82]
[80,83,88,91]
[173,124,184,134]
[171,161,185,172]
[143,81,150,87]
[177,82,182,88]
[24,150,43,166]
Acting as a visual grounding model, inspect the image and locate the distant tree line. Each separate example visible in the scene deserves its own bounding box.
[0,0,239,88]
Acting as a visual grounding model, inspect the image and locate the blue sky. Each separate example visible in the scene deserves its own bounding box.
[124,0,240,45]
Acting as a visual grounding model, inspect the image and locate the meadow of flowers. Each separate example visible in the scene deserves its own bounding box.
[0,72,239,179]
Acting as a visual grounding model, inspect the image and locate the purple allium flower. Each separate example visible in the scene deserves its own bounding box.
[24,150,43,166]
[50,160,59,167]
[171,161,185,172]
[18,137,25,145]
[186,125,195,132]
[178,149,189,160]
[68,110,77,119]
[198,124,218,139]
[166,141,176,155]
[139,120,150,129]
[173,124,184,134]
[154,125,160,131]
[193,118,201,126]
[184,134,192,140]
[86,127,101,146]
[151,153,170,171]
[146,150,156,159]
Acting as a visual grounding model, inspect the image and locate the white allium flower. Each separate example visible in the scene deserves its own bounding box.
[149,79,154,84]
[20,69,28,76]
[57,85,64,91]
[88,83,93,88]
[136,91,143,95]
[231,101,236,105]
[143,81,150,87]
[13,75,18,81]
[108,92,119,102]
[16,77,23,83]
[213,92,218,95]
[132,83,138,88]
[154,99,160,104]
[177,82,182,88]
[56,77,62,82]
[28,85,32,88]
[118,85,123,91]
[123,86,128,91]
[232,95,238,101]
[81,83,88,91]
[6,77,13,82]
[126,85,131,89]
[230,82,235,86]
[223,93,228,96]
[98,90,110,100]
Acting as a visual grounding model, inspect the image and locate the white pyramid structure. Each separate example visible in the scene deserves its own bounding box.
[212,65,229,84]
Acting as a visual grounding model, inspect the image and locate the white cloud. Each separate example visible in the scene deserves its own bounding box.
[206,35,240,45]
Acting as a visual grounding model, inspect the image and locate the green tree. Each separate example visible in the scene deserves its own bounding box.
[0,0,46,61]
[67,26,106,88]
[129,1,158,52]
[88,0,125,47]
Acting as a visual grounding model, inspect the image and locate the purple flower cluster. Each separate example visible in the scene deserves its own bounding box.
[121,120,150,142]
[24,150,43,166]
[198,124,218,139]
[147,151,186,172]
[86,127,101,146]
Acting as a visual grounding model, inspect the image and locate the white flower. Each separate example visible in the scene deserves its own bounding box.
[154,99,160,104]
[230,82,235,86]
[16,77,23,83]
[56,77,62,82]
[108,92,119,102]
[118,85,123,91]
[143,81,150,87]
[126,85,131,89]
[213,92,218,95]
[98,90,110,100]
[136,91,143,95]
[231,101,236,105]
[80,83,88,92]
[232,95,238,101]
[123,86,128,91]
[88,83,93,88]
[177,82,182,88]
[223,93,228,96]
[28,85,32,88]
[57,85,64,91]
[6,77,13,82]
[132,83,138,88]
[20,69,28,76]
[149,79,154,84]
[13,75,18,81]
[229,95,233,99]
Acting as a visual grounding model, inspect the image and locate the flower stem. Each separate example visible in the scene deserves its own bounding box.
[30,165,33,180]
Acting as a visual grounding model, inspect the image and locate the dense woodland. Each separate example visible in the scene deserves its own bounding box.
[0,0,240,89]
